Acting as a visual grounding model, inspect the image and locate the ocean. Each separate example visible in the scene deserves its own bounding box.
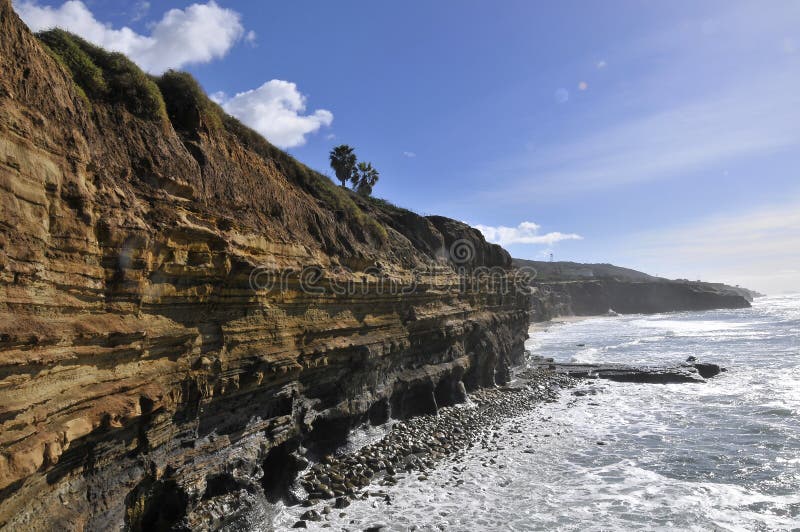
[269,294,800,531]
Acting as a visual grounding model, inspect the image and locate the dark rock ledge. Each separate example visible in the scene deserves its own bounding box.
[192,368,577,529]
[530,357,725,384]
[268,356,726,529]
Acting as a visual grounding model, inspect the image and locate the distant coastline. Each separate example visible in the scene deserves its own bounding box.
[514,257,755,322]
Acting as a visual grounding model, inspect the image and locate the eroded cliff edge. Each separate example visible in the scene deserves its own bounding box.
[0,4,530,529]
[512,259,752,321]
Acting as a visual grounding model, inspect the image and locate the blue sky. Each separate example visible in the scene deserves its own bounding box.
[15,1,800,293]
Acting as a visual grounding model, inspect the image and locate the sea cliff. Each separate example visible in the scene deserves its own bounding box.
[0,4,529,529]
[512,259,752,321]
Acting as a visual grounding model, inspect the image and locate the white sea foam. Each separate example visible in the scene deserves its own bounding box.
[266,295,800,531]
[631,319,756,335]
[569,347,602,363]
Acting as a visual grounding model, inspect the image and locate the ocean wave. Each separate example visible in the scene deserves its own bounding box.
[291,295,800,531]
[569,347,602,363]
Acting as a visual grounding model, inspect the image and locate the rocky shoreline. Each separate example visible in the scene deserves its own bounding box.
[308,372,571,503]
[0,3,750,528]
[226,353,726,530]
[189,366,576,529]
[0,4,533,527]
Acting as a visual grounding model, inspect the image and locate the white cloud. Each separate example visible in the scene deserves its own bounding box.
[473,221,583,246]
[209,91,227,104]
[596,60,607,69]
[15,0,335,150]
[403,151,416,158]
[216,80,333,149]
[15,0,246,73]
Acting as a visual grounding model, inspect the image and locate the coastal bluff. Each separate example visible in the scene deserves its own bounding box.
[0,3,528,529]
[512,259,753,321]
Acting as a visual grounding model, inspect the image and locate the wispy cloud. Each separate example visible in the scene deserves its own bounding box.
[630,200,800,262]
[479,2,800,201]
[16,0,247,73]
[402,151,416,158]
[622,197,800,294]
[130,0,149,22]
[473,221,582,246]
[553,88,569,104]
[500,75,800,198]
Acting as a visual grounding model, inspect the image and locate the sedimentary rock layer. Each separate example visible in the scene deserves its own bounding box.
[529,279,750,321]
[0,3,529,529]
[511,258,752,320]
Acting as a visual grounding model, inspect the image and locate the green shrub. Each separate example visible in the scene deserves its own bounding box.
[38,43,92,109]
[91,50,166,121]
[36,29,166,122]
[365,196,414,216]
[37,29,107,96]
[155,70,223,131]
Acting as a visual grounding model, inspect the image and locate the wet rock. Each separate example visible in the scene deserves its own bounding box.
[692,362,722,379]
[284,368,577,527]
[533,361,709,384]
[300,510,322,522]
[334,497,351,509]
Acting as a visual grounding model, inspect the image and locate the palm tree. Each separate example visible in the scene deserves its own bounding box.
[354,161,380,196]
[329,145,357,187]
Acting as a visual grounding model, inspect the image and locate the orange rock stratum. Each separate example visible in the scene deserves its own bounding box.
[0,1,530,528]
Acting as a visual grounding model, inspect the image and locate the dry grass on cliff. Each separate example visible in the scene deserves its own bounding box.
[35,31,387,244]
[36,29,167,122]
[363,196,416,217]
[155,70,387,243]
[155,70,224,131]
[222,114,387,242]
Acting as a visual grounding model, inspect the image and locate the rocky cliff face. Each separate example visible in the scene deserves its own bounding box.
[0,4,529,529]
[512,258,753,320]
[529,279,750,321]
